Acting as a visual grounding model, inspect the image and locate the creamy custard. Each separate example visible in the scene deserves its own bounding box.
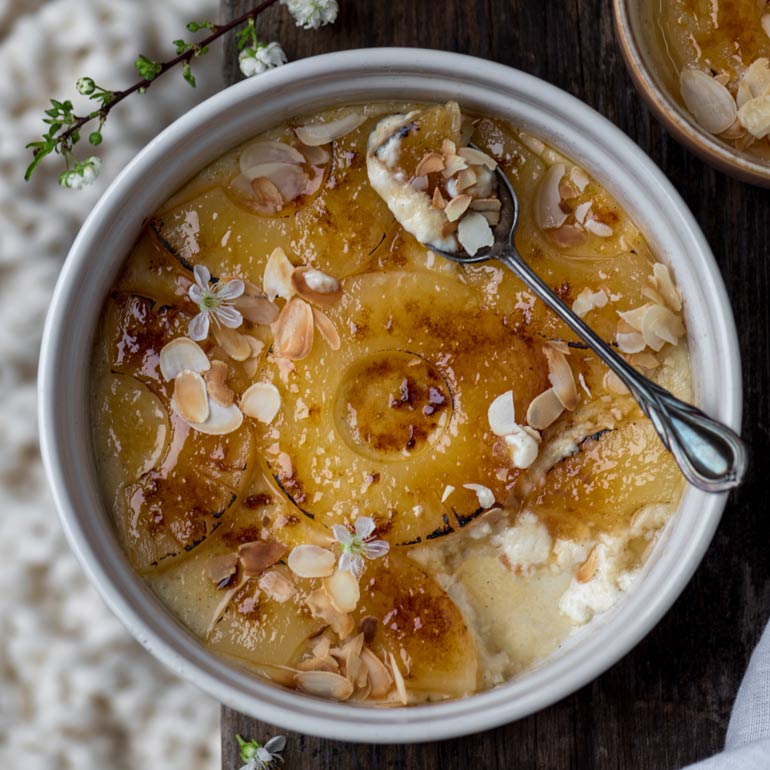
[91,101,690,705]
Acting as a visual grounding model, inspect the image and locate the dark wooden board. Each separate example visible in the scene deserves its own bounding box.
[219,1,770,767]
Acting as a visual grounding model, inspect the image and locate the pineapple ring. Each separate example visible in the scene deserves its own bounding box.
[263,270,549,545]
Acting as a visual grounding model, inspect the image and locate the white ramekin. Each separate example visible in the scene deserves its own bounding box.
[38,48,741,744]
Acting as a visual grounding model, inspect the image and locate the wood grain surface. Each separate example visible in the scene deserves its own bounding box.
[219,1,770,767]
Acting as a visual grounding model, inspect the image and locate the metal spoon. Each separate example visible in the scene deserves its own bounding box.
[427,155,747,493]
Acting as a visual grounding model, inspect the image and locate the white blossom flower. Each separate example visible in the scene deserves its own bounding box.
[282,0,338,30]
[332,516,390,579]
[237,734,287,770]
[187,264,245,341]
[60,156,102,189]
[239,42,287,78]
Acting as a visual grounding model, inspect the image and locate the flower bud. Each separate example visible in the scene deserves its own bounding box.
[76,77,96,95]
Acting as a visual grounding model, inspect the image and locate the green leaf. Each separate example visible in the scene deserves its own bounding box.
[24,144,53,181]
[182,61,196,88]
[174,39,191,55]
[134,54,162,81]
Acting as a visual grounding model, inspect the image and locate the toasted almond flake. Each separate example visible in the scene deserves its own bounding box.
[578,372,592,398]
[737,80,754,110]
[238,540,287,577]
[457,211,495,256]
[739,58,770,106]
[258,566,296,603]
[548,223,587,248]
[312,307,341,350]
[584,218,613,237]
[410,174,429,192]
[291,266,342,306]
[159,338,211,381]
[526,388,564,430]
[360,648,393,697]
[737,94,770,138]
[617,304,650,332]
[444,194,473,222]
[548,340,571,354]
[488,390,517,436]
[518,131,545,155]
[241,176,285,214]
[576,545,599,583]
[173,370,209,423]
[572,287,608,318]
[629,351,660,371]
[481,210,501,226]
[679,68,737,134]
[359,616,378,645]
[574,201,592,224]
[642,304,685,347]
[305,588,355,638]
[762,15,770,40]
[442,154,468,178]
[204,360,234,407]
[295,112,366,146]
[570,166,590,192]
[312,633,333,659]
[297,656,340,674]
[559,178,579,200]
[324,570,360,613]
[288,544,336,578]
[535,163,568,231]
[239,140,305,171]
[263,247,295,301]
[297,143,330,165]
[603,369,629,394]
[388,652,408,705]
[544,344,578,411]
[241,162,308,202]
[345,649,363,683]
[458,146,497,169]
[233,294,279,324]
[187,398,243,435]
[642,286,666,306]
[204,552,239,587]
[652,263,682,312]
[469,197,502,212]
[441,484,455,503]
[616,330,647,354]
[240,382,281,423]
[441,138,457,156]
[212,324,251,361]
[271,297,315,360]
[243,357,261,379]
[415,151,445,176]
[463,483,495,509]
[431,187,446,209]
[295,670,354,700]
[455,167,477,191]
[504,424,541,469]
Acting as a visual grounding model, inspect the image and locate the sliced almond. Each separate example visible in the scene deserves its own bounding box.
[442,153,468,178]
[297,143,330,165]
[295,670,354,700]
[526,388,564,430]
[246,176,285,214]
[572,287,607,318]
[271,297,315,360]
[212,324,251,362]
[204,552,239,587]
[652,263,682,312]
[324,569,360,613]
[241,162,308,202]
[534,163,568,230]
[187,398,243,435]
[457,146,497,169]
[360,648,393,697]
[305,588,354,637]
[570,166,590,192]
[204,360,234,407]
[739,57,770,106]
[291,267,342,306]
[239,140,305,171]
[388,653,408,705]
[312,308,341,350]
[616,331,647,354]
[415,151,445,176]
[238,540,287,577]
[173,370,210,423]
[410,174,429,192]
[258,566,296,603]
[297,656,340,674]
[642,286,666,306]
[642,304,685,348]
[233,294,279,324]
[441,485,455,503]
[288,544,336,578]
[543,344,578,411]
[762,15,770,40]
[504,425,541,469]
[617,304,650,332]
[559,178,579,200]
[737,94,770,138]
[576,545,599,583]
[263,247,295,301]
[487,390,517,436]
[463,483,495,509]
[548,223,588,248]
[295,112,366,146]
[679,68,737,134]
[584,218,613,238]
[481,210,501,226]
[441,138,457,156]
[518,131,545,155]
[457,211,494,257]
[574,201,592,225]
[603,369,629,395]
[455,167,477,191]
[159,338,211,381]
[444,194,473,222]
[469,197,501,212]
[240,382,281,423]
[431,187,446,209]
[628,351,660,371]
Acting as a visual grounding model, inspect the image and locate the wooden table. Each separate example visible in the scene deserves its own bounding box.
[220,1,770,767]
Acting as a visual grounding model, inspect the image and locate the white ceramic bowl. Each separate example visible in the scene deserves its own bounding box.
[39,48,741,743]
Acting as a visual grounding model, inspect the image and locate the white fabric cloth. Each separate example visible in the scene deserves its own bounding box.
[685,622,770,769]
[0,2,223,768]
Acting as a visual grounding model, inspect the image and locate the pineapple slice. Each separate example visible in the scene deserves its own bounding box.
[262,270,549,545]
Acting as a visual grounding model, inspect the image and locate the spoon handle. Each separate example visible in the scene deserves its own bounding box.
[497,247,748,493]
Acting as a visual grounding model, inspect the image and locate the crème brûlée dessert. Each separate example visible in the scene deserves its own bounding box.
[653,0,770,158]
[91,101,691,705]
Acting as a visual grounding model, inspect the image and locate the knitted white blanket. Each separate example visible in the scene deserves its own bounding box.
[0,2,226,767]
